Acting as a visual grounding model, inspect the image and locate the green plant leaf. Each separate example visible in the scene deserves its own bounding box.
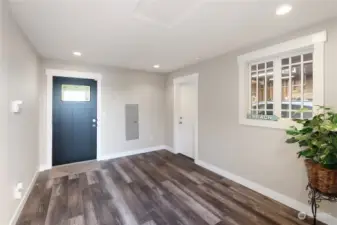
[286,129,299,136]
[298,140,309,147]
[315,105,331,110]
[286,137,298,144]
[292,119,306,124]
[300,127,313,134]
[298,149,315,158]
[286,105,337,167]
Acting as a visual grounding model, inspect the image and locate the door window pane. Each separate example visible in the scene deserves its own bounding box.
[62,85,90,102]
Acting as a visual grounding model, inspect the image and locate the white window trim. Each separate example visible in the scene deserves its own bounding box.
[238,31,326,129]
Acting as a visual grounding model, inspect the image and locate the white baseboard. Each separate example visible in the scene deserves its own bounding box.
[160,145,175,153]
[9,170,39,225]
[99,145,172,161]
[195,159,337,225]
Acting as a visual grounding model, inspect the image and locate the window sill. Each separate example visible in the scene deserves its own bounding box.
[239,118,295,130]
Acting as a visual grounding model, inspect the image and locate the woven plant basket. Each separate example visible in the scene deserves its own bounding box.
[305,159,337,194]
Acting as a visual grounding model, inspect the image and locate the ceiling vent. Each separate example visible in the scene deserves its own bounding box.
[134,0,202,27]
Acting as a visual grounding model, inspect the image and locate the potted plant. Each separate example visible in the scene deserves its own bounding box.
[285,106,337,194]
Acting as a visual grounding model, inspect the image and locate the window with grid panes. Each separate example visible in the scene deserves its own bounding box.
[250,61,274,116]
[238,31,326,129]
[249,53,313,119]
[280,53,313,119]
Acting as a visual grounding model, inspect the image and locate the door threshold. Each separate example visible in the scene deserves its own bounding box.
[52,159,97,169]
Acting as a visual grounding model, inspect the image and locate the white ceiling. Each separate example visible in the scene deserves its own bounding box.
[10,0,337,73]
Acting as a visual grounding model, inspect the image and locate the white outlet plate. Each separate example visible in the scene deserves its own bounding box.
[14,182,23,199]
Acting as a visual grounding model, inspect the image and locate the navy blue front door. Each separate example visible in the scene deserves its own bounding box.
[52,77,97,166]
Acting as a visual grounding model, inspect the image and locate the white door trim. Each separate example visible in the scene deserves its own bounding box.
[44,69,103,170]
[173,73,199,160]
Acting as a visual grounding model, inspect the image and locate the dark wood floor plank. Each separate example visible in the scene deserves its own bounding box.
[17,179,53,225]
[117,157,144,184]
[82,187,99,225]
[69,215,85,225]
[222,180,314,225]
[129,155,168,195]
[154,159,224,224]
[131,154,168,183]
[198,183,277,225]
[86,170,99,185]
[117,181,148,223]
[148,209,170,225]
[165,162,205,185]
[215,219,241,225]
[162,180,221,225]
[100,169,139,225]
[111,161,133,183]
[179,182,251,225]
[68,176,84,218]
[144,192,189,225]
[45,176,69,225]
[129,181,155,212]
[89,181,123,225]
[153,151,194,173]
[128,158,165,195]
[78,172,89,190]
[17,150,326,225]
[162,193,210,225]
[210,182,308,225]
[142,220,157,225]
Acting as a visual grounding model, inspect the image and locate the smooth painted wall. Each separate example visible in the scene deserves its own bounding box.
[39,59,166,169]
[166,18,337,216]
[0,0,41,224]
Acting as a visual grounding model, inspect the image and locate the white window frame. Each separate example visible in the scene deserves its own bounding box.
[238,31,326,129]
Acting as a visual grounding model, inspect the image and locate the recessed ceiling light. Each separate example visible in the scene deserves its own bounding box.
[153,64,160,68]
[276,4,292,16]
[73,51,82,56]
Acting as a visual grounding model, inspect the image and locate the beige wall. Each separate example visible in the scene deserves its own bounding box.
[165,18,337,217]
[1,0,41,223]
[39,59,166,169]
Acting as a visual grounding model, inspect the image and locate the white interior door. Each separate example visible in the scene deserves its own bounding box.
[176,82,197,158]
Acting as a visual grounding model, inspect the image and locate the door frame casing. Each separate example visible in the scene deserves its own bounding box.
[45,69,102,170]
[173,73,199,160]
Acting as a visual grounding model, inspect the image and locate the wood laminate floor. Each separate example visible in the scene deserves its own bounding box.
[17,150,324,225]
